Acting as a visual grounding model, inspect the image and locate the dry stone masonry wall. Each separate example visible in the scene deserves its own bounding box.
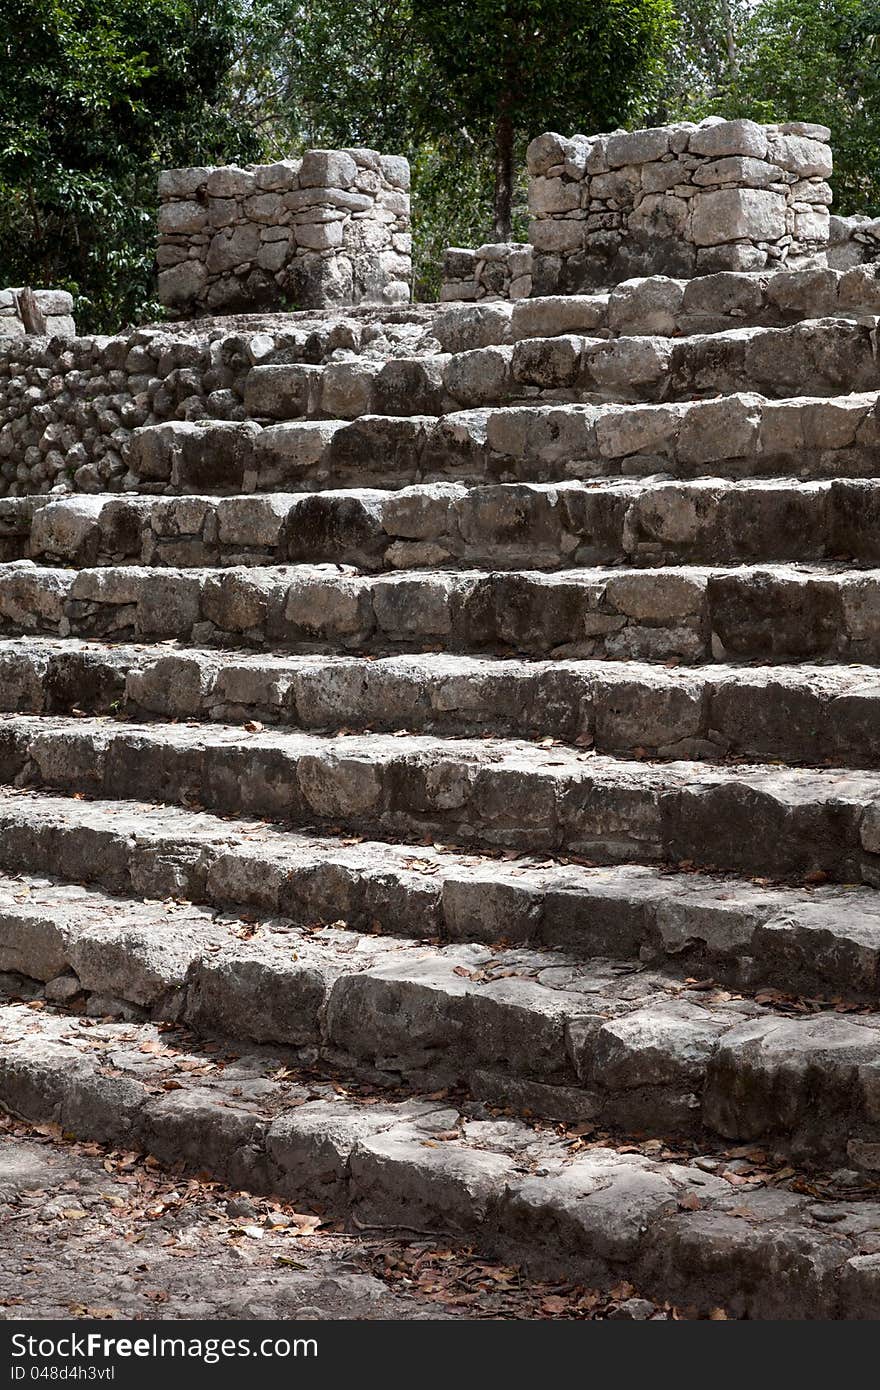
[526,117,833,295]
[828,213,880,270]
[0,308,433,496]
[441,243,534,302]
[158,148,412,315]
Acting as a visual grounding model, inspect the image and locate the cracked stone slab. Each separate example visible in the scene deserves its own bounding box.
[3,639,880,771]
[0,786,877,997]
[0,999,878,1318]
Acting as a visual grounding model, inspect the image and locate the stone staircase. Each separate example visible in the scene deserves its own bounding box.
[4,268,880,1317]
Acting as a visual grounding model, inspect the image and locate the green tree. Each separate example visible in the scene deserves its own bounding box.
[0,0,258,330]
[673,0,880,216]
[411,0,675,239]
[654,0,749,117]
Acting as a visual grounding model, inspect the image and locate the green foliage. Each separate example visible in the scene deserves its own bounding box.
[409,140,530,299]
[412,0,675,235]
[10,0,880,326]
[412,0,674,137]
[671,0,880,217]
[654,0,747,116]
[0,0,260,330]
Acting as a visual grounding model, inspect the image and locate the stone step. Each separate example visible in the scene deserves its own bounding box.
[242,320,880,423]
[10,477,880,572]
[2,870,880,1158]
[1,787,879,1000]
[1,716,880,884]
[1,997,878,1318]
[124,392,880,496]
[431,267,880,353]
[5,640,880,771]
[4,559,880,666]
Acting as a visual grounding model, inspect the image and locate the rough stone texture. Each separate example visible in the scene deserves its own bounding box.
[0,288,75,341]
[0,306,435,498]
[158,150,412,315]
[526,119,833,295]
[1,1002,880,1318]
[440,243,533,302]
[0,785,876,998]
[223,320,880,425]
[4,130,880,1316]
[828,214,880,270]
[433,264,880,350]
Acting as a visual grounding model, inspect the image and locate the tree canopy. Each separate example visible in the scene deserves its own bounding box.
[684,0,880,216]
[412,0,675,237]
[4,0,880,329]
[0,0,260,329]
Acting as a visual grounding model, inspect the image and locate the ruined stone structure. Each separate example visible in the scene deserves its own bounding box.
[828,212,880,269]
[158,149,412,315]
[4,129,880,1319]
[441,242,533,301]
[0,288,75,339]
[527,118,833,293]
[0,306,432,495]
[443,117,836,299]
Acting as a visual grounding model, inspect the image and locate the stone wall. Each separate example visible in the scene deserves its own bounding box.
[441,244,533,301]
[158,149,412,315]
[0,289,75,340]
[827,214,880,270]
[431,263,880,352]
[0,308,432,497]
[526,118,833,295]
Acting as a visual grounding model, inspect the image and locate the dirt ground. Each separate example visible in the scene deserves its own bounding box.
[0,1112,685,1321]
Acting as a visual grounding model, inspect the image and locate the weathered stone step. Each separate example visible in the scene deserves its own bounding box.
[4,559,880,666]
[431,266,880,353]
[5,640,880,771]
[0,998,877,1318]
[242,320,880,423]
[124,392,880,497]
[1,788,877,1001]
[11,477,880,571]
[2,870,880,1158]
[1,716,880,884]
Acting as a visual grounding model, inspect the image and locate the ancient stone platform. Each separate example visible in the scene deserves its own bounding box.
[3,126,880,1318]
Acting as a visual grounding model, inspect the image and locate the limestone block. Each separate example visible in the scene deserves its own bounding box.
[157,260,207,309]
[688,119,769,160]
[253,160,301,192]
[294,220,344,251]
[794,207,831,242]
[691,187,787,246]
[528,177,581,215]
[299,150,359,188]
[606,127,671,167]
[529,219,584,254]
[691,156,783,188]
[379,154,411,190]
[243,192,285,224]
[526,132,575,177]
[767,133,833,178]
[158,167,209,198]
[627,193,688,238]
[256,239,290,272]
[157,201,206,235]
[205,166,255,199]
[205,224,262,274]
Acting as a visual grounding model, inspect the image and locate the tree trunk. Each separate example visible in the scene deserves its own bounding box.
[17,288,47,336]
[721,0,738,81]
[493,105,514,240]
